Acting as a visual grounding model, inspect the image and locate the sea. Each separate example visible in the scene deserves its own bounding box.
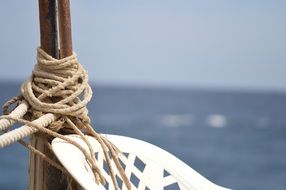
[0,82,286,190]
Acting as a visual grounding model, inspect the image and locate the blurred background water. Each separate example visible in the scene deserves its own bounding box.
[1,82,286,190]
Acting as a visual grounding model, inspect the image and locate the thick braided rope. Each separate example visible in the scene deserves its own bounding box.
[0,48,131,190]
[0,100,29,131]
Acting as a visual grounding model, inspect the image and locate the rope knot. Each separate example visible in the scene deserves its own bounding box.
[49,117,66,132]
[21,47,93,129]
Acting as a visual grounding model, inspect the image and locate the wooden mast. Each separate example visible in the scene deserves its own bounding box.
[39,0,59,58]
[58,0,73,58]
[29,0,78,189]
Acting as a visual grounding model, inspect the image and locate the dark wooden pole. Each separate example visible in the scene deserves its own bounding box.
[30,1,63,190]
[39,0,59,58]
[58,0,73,58]
[29,0,79,190]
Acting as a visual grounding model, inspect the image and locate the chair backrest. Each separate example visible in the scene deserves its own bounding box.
[52,134,230,190]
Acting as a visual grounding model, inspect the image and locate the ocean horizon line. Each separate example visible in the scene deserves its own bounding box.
[1,79,286,95]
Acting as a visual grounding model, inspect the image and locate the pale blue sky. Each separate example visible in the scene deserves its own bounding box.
[0,1,285,91]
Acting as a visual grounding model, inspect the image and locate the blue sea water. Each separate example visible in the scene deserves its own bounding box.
[0,82,286,190]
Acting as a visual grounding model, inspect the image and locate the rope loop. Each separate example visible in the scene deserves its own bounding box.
[2,95,23,115]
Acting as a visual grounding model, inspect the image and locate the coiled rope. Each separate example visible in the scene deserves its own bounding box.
[0,47,131,190]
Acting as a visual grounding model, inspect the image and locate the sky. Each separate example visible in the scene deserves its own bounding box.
[0,0,285,91]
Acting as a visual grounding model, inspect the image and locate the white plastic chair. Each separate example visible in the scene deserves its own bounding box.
[52,134,230,190]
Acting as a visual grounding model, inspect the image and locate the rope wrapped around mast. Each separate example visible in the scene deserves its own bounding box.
[0,47,131,190]
[21,47,91,130]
